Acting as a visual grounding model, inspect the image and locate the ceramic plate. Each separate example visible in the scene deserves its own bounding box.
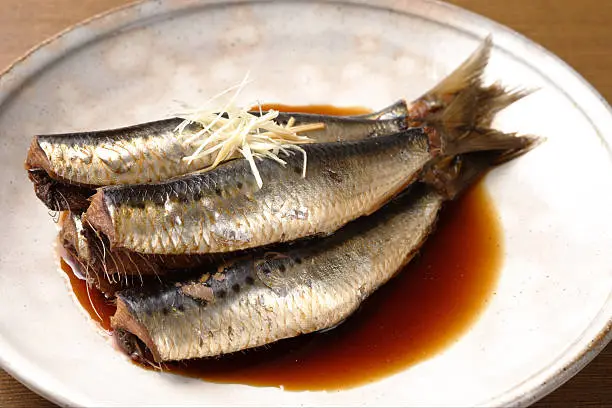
[1,0,611,406]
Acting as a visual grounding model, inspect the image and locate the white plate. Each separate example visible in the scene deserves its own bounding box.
[1,0,611,406]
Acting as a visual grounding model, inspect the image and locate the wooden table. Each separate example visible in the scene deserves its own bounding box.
[0,1,610,406]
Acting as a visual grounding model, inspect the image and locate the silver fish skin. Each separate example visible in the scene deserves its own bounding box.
[85,128,439,255]
[25,37,497,212]
[84,80,534,257]
[26,119,210,187]
[24,38,494,188]
[110,141,540,363]
[112,184,443,362]
[25,113,408,188]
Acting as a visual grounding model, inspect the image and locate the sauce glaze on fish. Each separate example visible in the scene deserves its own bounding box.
[59,105,503,391]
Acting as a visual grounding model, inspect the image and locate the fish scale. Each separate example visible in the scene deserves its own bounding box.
[28,39,506,212]
[88,129,435,255]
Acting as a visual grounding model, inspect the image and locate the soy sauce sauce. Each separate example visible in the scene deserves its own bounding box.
[60,105,502,391]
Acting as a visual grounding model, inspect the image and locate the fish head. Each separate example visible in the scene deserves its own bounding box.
[114,328,151,364]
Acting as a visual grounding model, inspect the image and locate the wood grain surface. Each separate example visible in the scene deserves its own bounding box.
[0,1,610,407]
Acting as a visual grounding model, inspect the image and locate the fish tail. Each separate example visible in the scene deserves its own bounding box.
[411,35,537,157]
[422,136,541,199]
[426,68,537,156]
[486,133,544,166]
[365,36,498,121]
[409,36,493,121]
[439,124,539,158]
[467,84,535,129]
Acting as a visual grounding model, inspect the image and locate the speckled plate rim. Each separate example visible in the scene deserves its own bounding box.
[0,1,610,407]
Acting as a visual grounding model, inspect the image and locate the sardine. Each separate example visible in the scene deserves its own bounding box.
[84,98,532,256]
[25,38,498,211]
[111,149,525,362]
[80,38,532,263]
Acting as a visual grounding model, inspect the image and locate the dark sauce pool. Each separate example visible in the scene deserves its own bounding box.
[59,105,503,391]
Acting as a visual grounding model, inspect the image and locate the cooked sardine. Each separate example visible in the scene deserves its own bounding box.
[84,105,532,256]
[26,38,498,211]
[111,149,528,362]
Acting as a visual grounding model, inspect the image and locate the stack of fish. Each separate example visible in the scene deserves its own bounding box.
[24,38,539,365]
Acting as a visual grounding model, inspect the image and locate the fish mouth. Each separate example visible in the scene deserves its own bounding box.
[25,137,99,211]
[114,329,156,366]
[27,168,94,211]
[112,297,161,363]
[24,136,50,173]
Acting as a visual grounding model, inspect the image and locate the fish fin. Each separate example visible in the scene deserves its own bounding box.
[411,35,535,154]
[423,66,538,156]
[359,99,409,120]
[469,84,535,128]
[362,36,496,121]
[404,35,539,157]
[441,126,539,157]
[435,82,533,131]
[488,133,544,165]
[412,36,492,115]
[417,153,486,199]
[422,134,541,200]
[360,36,495,122]
[424,155,484,199]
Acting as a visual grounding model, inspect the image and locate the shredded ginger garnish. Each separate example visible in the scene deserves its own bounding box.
[175,75,323,188]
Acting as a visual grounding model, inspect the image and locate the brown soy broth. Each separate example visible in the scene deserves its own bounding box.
[257,103,372,116]
[60,257,115,331]
[59,104,502,391]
